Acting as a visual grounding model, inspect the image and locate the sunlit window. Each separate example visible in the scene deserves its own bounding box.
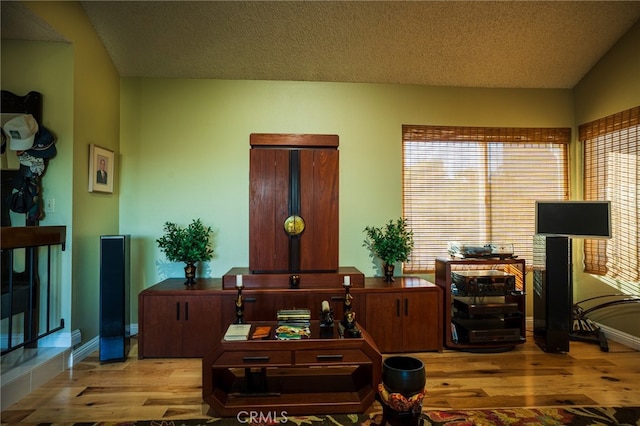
[402,125,569,272]
[581,106,639,290]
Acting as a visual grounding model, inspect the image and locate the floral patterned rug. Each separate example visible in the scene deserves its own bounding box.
[62,406,640,426]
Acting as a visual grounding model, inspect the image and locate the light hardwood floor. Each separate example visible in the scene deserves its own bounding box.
[2,329,639,424]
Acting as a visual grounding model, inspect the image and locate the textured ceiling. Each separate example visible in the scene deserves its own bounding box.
[3,1,640,89]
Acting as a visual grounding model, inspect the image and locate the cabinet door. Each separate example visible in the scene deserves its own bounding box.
[299,149,339,272]
[249,149,290,272]
[402,291,440,352]
[365,292,403,353]
[180,295,222,357]
[141,295,183,357]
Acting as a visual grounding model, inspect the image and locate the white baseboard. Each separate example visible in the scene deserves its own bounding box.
[525,316,639,351]
[599,323,640,351]
[70,335,99,366]
[1,329,75,350]
[70,323,138,366]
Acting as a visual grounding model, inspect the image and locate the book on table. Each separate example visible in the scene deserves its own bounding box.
[223,324,252,341]
[251,326,272,339]
[277,309,311,321]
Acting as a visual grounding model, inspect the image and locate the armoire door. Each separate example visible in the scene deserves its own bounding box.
[249,148,290,272]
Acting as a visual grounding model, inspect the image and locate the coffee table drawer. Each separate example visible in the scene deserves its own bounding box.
[214,350,292,367]
[295,349,370,365]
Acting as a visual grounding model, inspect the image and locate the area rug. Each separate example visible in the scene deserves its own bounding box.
[65,406,640,426]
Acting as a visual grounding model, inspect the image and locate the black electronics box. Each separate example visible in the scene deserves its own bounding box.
[451,270,515,296]
[453,299,519,317]
[452,318,522,344]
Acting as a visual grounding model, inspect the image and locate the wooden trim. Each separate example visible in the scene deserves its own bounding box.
[1,226,66,250]
[250,133,339,148]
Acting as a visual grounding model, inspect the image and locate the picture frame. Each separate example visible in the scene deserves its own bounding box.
[89,144,115,193]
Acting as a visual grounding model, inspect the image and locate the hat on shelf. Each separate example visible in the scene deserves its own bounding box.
[5,114,38,151]
[27,125,57,158]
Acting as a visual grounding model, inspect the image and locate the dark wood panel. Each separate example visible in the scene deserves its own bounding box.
[181,295,221,357]
[1,226,66,249]
[250,133,339,148]
[249,149,289,272]
[366,292,403,353]
[222,267,364,289]
[300,149,339,271]
[365,288,442,353]
[140,296,183,358]
[403,291,440,352]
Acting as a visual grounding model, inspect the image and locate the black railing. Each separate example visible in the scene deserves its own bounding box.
[1,226,66,355]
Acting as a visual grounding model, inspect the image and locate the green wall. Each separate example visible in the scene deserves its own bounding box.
[119,79,573,320]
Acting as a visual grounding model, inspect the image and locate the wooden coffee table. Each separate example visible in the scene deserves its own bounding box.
[202,321,382,417]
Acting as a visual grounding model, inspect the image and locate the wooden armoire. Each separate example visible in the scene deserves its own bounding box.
[249,133,339,273]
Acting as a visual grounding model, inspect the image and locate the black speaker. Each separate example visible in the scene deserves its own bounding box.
[533,235,572,353]
[99,235,131,363]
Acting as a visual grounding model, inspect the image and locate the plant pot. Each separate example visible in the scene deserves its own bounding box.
[184,262,197,285]
[384,263,395,282]
[381,356,426,397]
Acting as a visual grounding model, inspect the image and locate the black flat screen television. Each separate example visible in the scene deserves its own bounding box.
[535,201,611,239]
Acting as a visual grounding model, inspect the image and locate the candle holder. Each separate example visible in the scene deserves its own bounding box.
[343,282,353,313]
[340,282,361,338]
[234,286,245,324]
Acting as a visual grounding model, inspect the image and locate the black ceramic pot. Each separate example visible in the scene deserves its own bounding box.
[381,356,426,397]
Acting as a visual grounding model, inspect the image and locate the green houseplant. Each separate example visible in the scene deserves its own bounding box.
[363,217,414,282]
[157,218,213,285]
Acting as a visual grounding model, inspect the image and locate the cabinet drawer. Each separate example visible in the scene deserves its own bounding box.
[214,350,292,367]
[295,349,370,365]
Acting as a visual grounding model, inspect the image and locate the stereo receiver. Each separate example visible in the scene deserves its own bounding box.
[451,270,515,296]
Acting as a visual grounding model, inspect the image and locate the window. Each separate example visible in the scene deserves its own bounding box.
[580,106,639,286]
[402,125,570,272]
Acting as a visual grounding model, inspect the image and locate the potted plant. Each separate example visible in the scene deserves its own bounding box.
[363,217,414,282]
[157,218,213,285]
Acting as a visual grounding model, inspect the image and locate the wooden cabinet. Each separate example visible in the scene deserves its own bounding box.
[435,257,526,351]
[249,134,339,274]
[365,278,441,353]
[139,276,442,358]
[138,280,222,358]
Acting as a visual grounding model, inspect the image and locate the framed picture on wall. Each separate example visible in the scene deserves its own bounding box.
[89,144,115,193]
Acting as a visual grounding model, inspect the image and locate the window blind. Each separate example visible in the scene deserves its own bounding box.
[580,106,639,282]
[402,125,570,272]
